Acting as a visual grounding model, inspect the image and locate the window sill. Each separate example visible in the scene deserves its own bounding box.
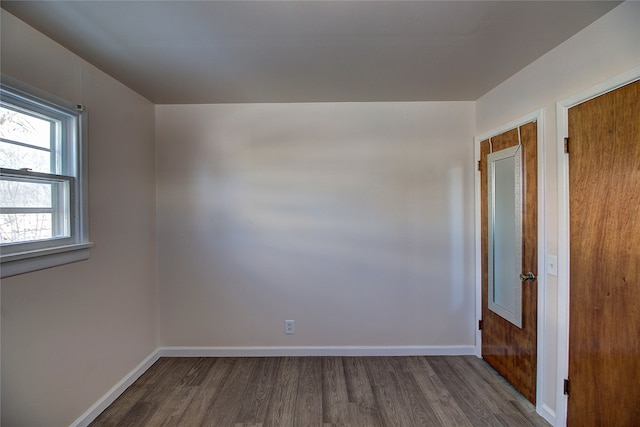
[0,242,94,278]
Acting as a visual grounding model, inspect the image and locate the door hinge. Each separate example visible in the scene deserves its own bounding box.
[564,137,570,154]
[563,378,570,396]
[478,320,484,330]
[477,160,481,171]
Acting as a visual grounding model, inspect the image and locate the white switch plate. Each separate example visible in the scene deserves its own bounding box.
[547,255,558,276]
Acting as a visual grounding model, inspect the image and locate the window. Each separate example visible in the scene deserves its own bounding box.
[0,76,91,277]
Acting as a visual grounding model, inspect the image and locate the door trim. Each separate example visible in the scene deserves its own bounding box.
[474,109,547,418]
[555,65,640,427]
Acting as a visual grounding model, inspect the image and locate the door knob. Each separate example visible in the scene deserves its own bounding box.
[520,272,536,282]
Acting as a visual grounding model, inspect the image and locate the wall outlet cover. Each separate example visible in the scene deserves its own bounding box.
[285,320,295,335]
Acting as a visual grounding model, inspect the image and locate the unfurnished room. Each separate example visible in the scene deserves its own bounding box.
[1,1,639,426]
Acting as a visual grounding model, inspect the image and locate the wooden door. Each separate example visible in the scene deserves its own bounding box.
[567,80,640,425]
[480,122,538,404]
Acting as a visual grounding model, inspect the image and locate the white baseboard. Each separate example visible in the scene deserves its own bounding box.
[69,350,160,427]
[158,345,476,357]
[539,403,557,426]
[70,344,475,426]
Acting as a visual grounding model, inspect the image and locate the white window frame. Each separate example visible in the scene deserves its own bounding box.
[0,75,92,278]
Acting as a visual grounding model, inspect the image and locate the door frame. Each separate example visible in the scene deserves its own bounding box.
[474,109,547,417]
[555,65,640,427]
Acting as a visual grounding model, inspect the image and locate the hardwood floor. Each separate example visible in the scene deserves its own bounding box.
[89,356,550,427]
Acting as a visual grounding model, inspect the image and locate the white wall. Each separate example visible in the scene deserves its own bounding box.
[475,0,640,419]
[156,102,476,349]
[2,1,637,425]
[1,11,158,427]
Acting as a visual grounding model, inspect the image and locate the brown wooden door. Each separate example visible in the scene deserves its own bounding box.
[567,80,640,426]
[480,122,538,404]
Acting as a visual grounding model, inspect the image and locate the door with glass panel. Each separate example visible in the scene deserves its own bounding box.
[480,122,537,403]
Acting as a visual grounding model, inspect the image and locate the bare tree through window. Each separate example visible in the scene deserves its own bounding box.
[0,107,57,243]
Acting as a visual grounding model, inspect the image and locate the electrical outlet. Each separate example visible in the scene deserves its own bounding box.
[285,320,295,335]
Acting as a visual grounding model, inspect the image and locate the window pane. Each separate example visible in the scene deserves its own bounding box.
[0,81,87,273]
[0,177,70,244]
[0,213,54,243]
[0,106,53,149]
[0,180,52,208]
[0,141,52,173]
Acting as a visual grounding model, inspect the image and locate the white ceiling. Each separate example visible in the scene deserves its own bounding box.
[1,1,622,104]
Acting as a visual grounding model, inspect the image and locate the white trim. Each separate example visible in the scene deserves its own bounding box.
[474,131,483,358]
[555,65,640,427]
[158,345,476,358]
[0,243,93,278]
[474,109,547,422]
[534,116,549,425]
[69,350,160,427]
[475,110,541,143]
[540,404,557,425]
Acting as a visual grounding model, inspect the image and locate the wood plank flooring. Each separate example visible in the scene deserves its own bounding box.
[89,356,550,427]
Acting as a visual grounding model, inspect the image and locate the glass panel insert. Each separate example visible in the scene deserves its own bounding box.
[487,145,523,328]
[0,141,52,173]
[0,106,53,149]
[0,213,54,243]
[0,174,71,244]
[0,180,53,208]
